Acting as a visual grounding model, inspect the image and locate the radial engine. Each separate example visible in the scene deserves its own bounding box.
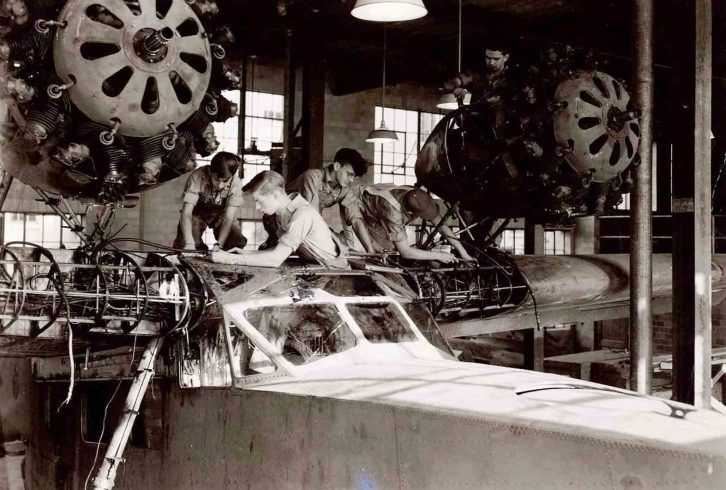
[0,0,239,203]
[416,46,642,225]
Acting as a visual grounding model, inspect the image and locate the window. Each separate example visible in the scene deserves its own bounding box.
[2,212,84,248]
[243,91,284,185]
[500,229,525,255]
[373,107,444,185]
[544,229,572,255]
[195,90,284,187]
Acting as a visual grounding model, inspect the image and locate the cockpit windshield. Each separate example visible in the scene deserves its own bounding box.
[243,298,426,367]
[346,303,418,343]
[244,303,358,365]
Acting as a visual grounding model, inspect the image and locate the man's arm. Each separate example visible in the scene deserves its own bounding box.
[180,202,196,250]
[438,223,475,261]
[443,71,475,98]
[216,205,239,249]
[338,204,357,249]
[393,239,457,263]
[350,218,376,253]
[211,244,294,268]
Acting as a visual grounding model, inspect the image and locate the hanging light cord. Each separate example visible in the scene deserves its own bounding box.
[457,0,462,72]
[381,24,388,124]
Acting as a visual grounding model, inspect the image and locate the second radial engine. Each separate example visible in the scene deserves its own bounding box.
[416,46,641,226]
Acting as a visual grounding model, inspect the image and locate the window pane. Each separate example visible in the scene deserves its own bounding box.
[373,106,443,185]
[24,214,42,244]
[347,303,418,343]
[3,212,25,243]
[198,90,283,172]
[42,215,61,248]
[544,231,555,255]
[245,304,357,365]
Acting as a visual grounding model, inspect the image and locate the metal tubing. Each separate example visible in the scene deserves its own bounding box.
[694,0,713,409]
[629,0,654,394]
[0,170,13,210]
[92,337,164,490]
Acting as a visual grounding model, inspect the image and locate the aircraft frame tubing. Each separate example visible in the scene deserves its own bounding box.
[0,244,199,336]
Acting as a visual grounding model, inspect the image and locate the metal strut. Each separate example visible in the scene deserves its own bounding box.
[91,336,164,490]
[33,188,90,247]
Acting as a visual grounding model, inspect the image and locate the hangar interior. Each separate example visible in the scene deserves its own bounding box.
[0,0,725,488]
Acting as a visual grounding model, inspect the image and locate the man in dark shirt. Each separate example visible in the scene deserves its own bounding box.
[443,45,511,135]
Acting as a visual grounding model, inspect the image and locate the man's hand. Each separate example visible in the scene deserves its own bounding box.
[458,251,476,262]
[453,87,468,100]
[435,252,459,264]
[183,242,197,252]
[225,247,247,254]
[211,243,221,252]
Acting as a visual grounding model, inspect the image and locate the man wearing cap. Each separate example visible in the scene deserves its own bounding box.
[260,147,368,249]
[341,184,474,263]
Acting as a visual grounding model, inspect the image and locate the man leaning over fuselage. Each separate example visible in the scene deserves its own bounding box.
[340,184,475,264]
[210,171,349,269]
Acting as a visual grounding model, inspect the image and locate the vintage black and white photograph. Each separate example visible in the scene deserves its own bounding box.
[0,0,723,488]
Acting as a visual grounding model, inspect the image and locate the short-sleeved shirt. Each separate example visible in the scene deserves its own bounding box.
[288,165,358,247]
[275,194,349,269]
[181,166,244,224]
[287,166,350,211]
[341,185,440,251]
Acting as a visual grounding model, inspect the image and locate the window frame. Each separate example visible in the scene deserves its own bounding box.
[372,106,444,185]
[1,212,85,248]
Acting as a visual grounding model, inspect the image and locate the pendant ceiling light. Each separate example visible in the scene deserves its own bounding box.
[437,0,469,110]
[367,25,398,144]
[351,0,427,22]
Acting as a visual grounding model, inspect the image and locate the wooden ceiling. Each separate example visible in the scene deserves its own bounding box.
[219,0,726,128]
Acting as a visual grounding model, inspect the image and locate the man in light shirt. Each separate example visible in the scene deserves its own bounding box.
[211,171,348,269]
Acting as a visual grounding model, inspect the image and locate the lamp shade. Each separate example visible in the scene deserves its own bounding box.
[351,0,427,22]
[437,91,471,110]
[367,122,398,143]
